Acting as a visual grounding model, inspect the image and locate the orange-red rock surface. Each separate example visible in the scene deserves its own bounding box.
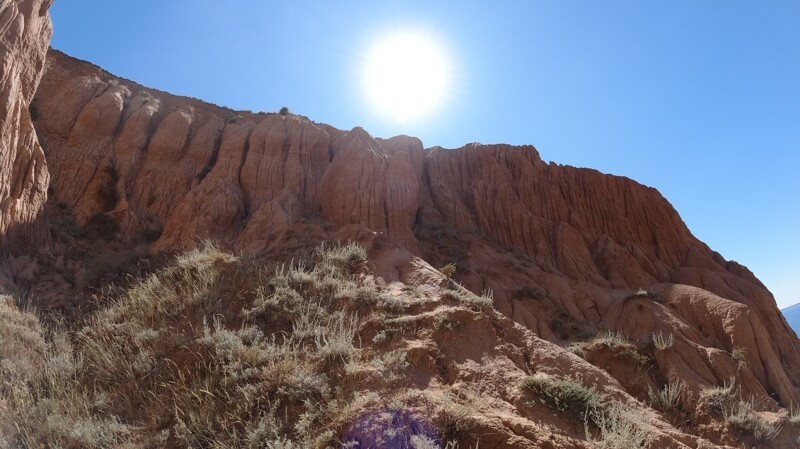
[0,0,52,257]
[9,47,799,446]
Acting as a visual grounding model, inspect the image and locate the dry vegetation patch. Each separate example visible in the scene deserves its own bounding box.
[705,379,780,443]
[1,241,508,448]
[3,242,478,448]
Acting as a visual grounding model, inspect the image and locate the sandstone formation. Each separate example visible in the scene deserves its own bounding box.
[0,0,52,258]
[0,44,792,447]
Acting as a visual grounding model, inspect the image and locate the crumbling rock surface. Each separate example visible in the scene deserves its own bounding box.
[0,0,52,258]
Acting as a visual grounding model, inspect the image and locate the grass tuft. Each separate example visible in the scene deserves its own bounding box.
[648,381,683,411]
[651,331,675,350]
[591,331,650,368]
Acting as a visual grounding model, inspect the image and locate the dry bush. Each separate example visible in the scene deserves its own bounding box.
[591,331,650,367]
[706,379,779,443]
[441,285,493,311]
[724,400,780,442]
[566,342,587,359]
[586,403,648,448]
[648,381,683,411]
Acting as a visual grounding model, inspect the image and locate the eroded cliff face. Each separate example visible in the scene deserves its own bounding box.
[22,49,800,446]
[0,0,52,258]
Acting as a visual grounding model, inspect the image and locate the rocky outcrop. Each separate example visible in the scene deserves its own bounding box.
[29,49,800,443]
[0,0,52,257]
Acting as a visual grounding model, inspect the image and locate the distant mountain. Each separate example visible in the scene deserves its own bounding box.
[783,303,800,335]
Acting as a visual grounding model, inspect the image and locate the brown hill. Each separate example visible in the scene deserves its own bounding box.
[2,2,800,446]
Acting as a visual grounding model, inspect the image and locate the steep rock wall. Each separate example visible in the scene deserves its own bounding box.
[0,0,52,257]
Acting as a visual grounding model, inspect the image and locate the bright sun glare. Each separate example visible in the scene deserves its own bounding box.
[362,32,450,122]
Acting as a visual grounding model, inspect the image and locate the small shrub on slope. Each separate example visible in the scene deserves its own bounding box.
[648,381,683,411]
[731,346,749,370]
[521,374,601,424]
[591,330,650,368]
[706,379,779,443]
[586,403,648,448]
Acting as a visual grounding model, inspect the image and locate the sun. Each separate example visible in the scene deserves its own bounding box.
[362,31,450,122]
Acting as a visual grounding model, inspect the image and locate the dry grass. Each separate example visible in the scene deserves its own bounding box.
[565,342,587,359]
[651,331,675,350]
[590,331,650,368]
[2,242,444,448]
[706,379,780,442]
[586,403,649,448]
[1,296,131,448]
[648,381,683,411]
[521,374,650,446]
[441,285,493,311]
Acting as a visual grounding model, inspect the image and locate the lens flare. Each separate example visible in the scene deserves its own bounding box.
[362,31,450,122]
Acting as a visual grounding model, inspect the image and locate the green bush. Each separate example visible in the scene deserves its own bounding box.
[521,374,601,423]
[731,346,748,370]
[439,263,456,278]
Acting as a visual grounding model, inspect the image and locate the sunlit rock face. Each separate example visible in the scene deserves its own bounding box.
[28,48,800,444]
[0,0,53,258]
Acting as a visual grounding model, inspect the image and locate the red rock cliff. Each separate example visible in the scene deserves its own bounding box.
[0,0,52,258]
[31,49,800,420]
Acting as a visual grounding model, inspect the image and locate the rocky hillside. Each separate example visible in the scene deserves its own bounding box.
[2,2,800,447]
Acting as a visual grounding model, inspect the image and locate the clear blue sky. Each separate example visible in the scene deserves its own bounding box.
[50,1,800,308]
